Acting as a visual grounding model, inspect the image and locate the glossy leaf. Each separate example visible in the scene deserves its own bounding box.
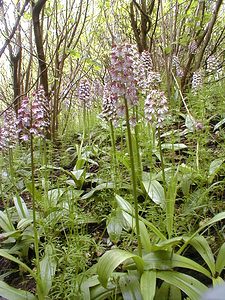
[40,244,57,297]
[142,180,165,206]
[140,270,156,300]
[0,281,37,300]
[215,242,225,275]
[81,182,115,200]
[17,218,33,231]
[97,249,144,288]
[155,282,182,300]
[151,237,183,251]
[119,274,142,300]
[116,195,166,241]
[177,212,225,255]
[214,118,225,131]
[185,235,215,275]
[0,211,15,232]
[157,271,208,300]
[165,173,178,238]
[13,196,30,219]
[143,251,211,278]
[209,158,224,176]
[161,143,187,151]
[0,250,35,278]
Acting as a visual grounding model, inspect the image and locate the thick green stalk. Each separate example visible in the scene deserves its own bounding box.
[41,138,49,213]
[30,134,44,300]
[109,120,117,189]
[83,102,86,138]
[134,106,142,180]
[124,97,142,257]
[157,127,166,192]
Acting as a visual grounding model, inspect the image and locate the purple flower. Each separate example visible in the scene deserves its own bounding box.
[172,56,184,78]
[145,90,168,128]
[31,86,50,138]
[0,109,17,149]
[17,86,50,140]
[133,49,161,90]
[109,43,138,106]
[100,82,118,123]
[78,79,92,109]
[192,71,203,93]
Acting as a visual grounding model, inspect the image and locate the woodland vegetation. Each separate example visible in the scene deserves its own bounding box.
[0,0,225,299]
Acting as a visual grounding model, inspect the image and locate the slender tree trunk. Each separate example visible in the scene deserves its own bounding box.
[32,0,48,95]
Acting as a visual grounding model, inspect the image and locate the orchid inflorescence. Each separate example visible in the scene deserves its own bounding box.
[0,108,17,150]
[192,71,203,94]
[0,86,50,150]
[101,43,168,128]
[78,79,92,109]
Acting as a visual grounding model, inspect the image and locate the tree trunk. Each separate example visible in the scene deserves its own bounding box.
[32,0,48,95]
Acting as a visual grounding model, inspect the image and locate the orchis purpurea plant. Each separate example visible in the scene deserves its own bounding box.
[0,108,17,151]
[17,86,50,141]
[192,71,203,94]
[108,43,142,256]
[78,79,92,137]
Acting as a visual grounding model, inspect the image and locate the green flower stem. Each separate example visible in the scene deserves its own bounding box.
[157,127,166,192]
[41,138,49,213]
[83,103,86,138]
[148,124,155,172]
[109,120,118,189]
[134,106,142,181]
[30,134,44,300]
[124,97,142,257]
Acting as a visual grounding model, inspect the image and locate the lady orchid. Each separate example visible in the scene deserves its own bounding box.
[78,79,92,109]
[145,89,168,128]
[0,108,17,149]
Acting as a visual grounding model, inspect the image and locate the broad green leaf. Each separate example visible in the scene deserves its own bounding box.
[80,275,100,300]
[177,212,225,255]
[71,169,85,181]
[97,249,144,288]
[215,242,225,275]
[161,143,187,151]
[152,237,183,251]
[165,173,178,238]
[155,282,182,300]
[143,251,211,278]
[185,235,215,275]
[141,270,156,300]
[185,114,196,132]
[116,195,166,241]
[17,218,33,231]
[0,230,21,242]
[119,274,142,300]
[0,250,35,278]
[0,211,15,232]
[116,194,133,214]
[0,281,37,300]
[214,118,225,131]
[48,189,65,206]
[107,210,128,243]
[119,207,152,252]
[90,282,117,300]
[208,158,224,183]
[81,182,115,200]
[142,180,165,206]
[40,244,57,297]
[13,196,30,219]
[157,271,208,300]
[212,276,224,286]
[209,158,224,176]
[139,221,152,252]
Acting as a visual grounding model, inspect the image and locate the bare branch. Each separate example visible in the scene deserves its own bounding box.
[0,0,30,58]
